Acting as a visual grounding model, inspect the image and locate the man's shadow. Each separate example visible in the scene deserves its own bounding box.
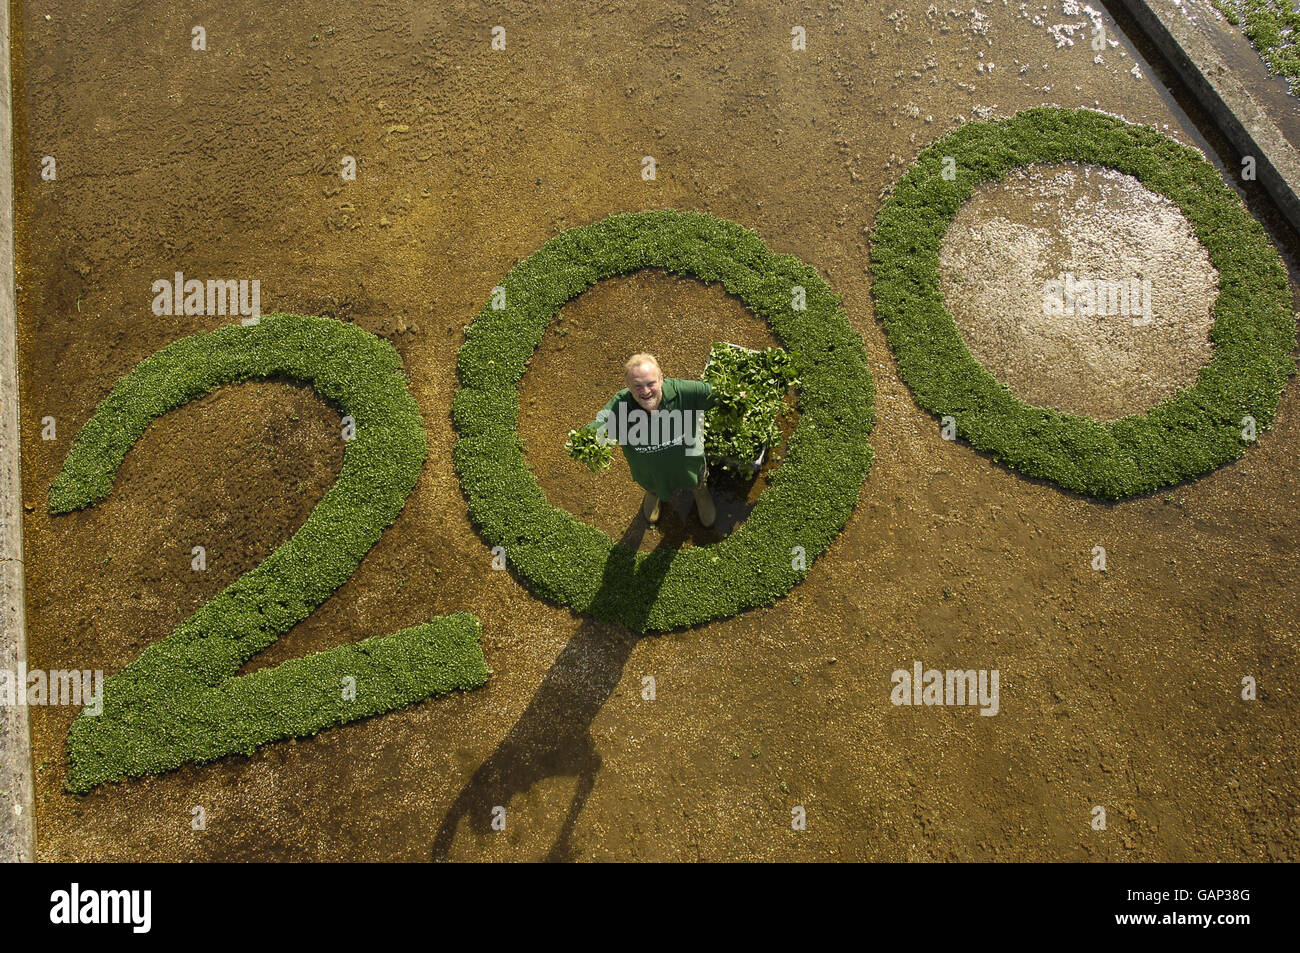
[430,503,712,862]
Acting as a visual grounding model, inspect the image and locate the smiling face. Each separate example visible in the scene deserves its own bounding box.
[626,360,664,412]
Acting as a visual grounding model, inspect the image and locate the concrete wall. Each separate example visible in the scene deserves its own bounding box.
[1112,0,1300,236]
[0,0,36,864]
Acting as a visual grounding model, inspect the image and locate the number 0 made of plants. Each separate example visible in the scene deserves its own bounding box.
[871,107,1297,500]
[51,315,489,793]
[453,209,876,632]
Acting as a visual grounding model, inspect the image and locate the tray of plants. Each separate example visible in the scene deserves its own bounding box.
[702,341,799,480]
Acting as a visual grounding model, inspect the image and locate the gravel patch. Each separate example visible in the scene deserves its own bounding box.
[939,162,1220,421]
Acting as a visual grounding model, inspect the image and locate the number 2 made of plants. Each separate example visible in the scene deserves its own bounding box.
[51,317,490,792]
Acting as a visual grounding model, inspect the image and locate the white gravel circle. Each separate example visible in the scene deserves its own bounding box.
[938,162,1220,422]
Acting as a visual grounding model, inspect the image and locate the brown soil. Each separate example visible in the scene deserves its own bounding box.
[11,1,1300,861]
[521,269,793,549]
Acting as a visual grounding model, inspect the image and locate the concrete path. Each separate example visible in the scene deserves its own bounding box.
[0,0,35,864]
[1112,0,1300,235]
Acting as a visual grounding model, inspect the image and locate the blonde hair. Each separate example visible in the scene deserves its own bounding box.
[624,352,662,377]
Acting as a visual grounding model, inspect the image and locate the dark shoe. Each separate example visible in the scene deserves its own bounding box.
[642,491,661,523]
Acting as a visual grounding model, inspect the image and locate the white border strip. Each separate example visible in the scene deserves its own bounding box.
[0,0,35,863]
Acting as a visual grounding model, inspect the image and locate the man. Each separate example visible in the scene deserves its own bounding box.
[589,353,718,527]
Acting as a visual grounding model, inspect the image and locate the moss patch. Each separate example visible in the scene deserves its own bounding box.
[453,209,875,632]
[53,313,489,793]
[1213,0,1300,93]
[871,108,1297,500]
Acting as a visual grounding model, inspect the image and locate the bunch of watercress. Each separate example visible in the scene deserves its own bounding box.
[565,425,613,472]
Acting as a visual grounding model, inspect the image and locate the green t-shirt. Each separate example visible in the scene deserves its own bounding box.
[589,378,718,500]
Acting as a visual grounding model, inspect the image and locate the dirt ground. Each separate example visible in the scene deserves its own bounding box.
[11,1,1300,860]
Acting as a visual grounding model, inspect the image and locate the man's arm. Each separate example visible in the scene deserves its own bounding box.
[676,378,718,412]
[675,379,715,458]
[588,389,629,437]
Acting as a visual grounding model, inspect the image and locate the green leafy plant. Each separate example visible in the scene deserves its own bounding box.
[565,425,613,472]
[871,108,1296,500]
[51,314,489,792]
[1212,0,1300,93]
[703,343,799,476]
[453,209,875,632]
